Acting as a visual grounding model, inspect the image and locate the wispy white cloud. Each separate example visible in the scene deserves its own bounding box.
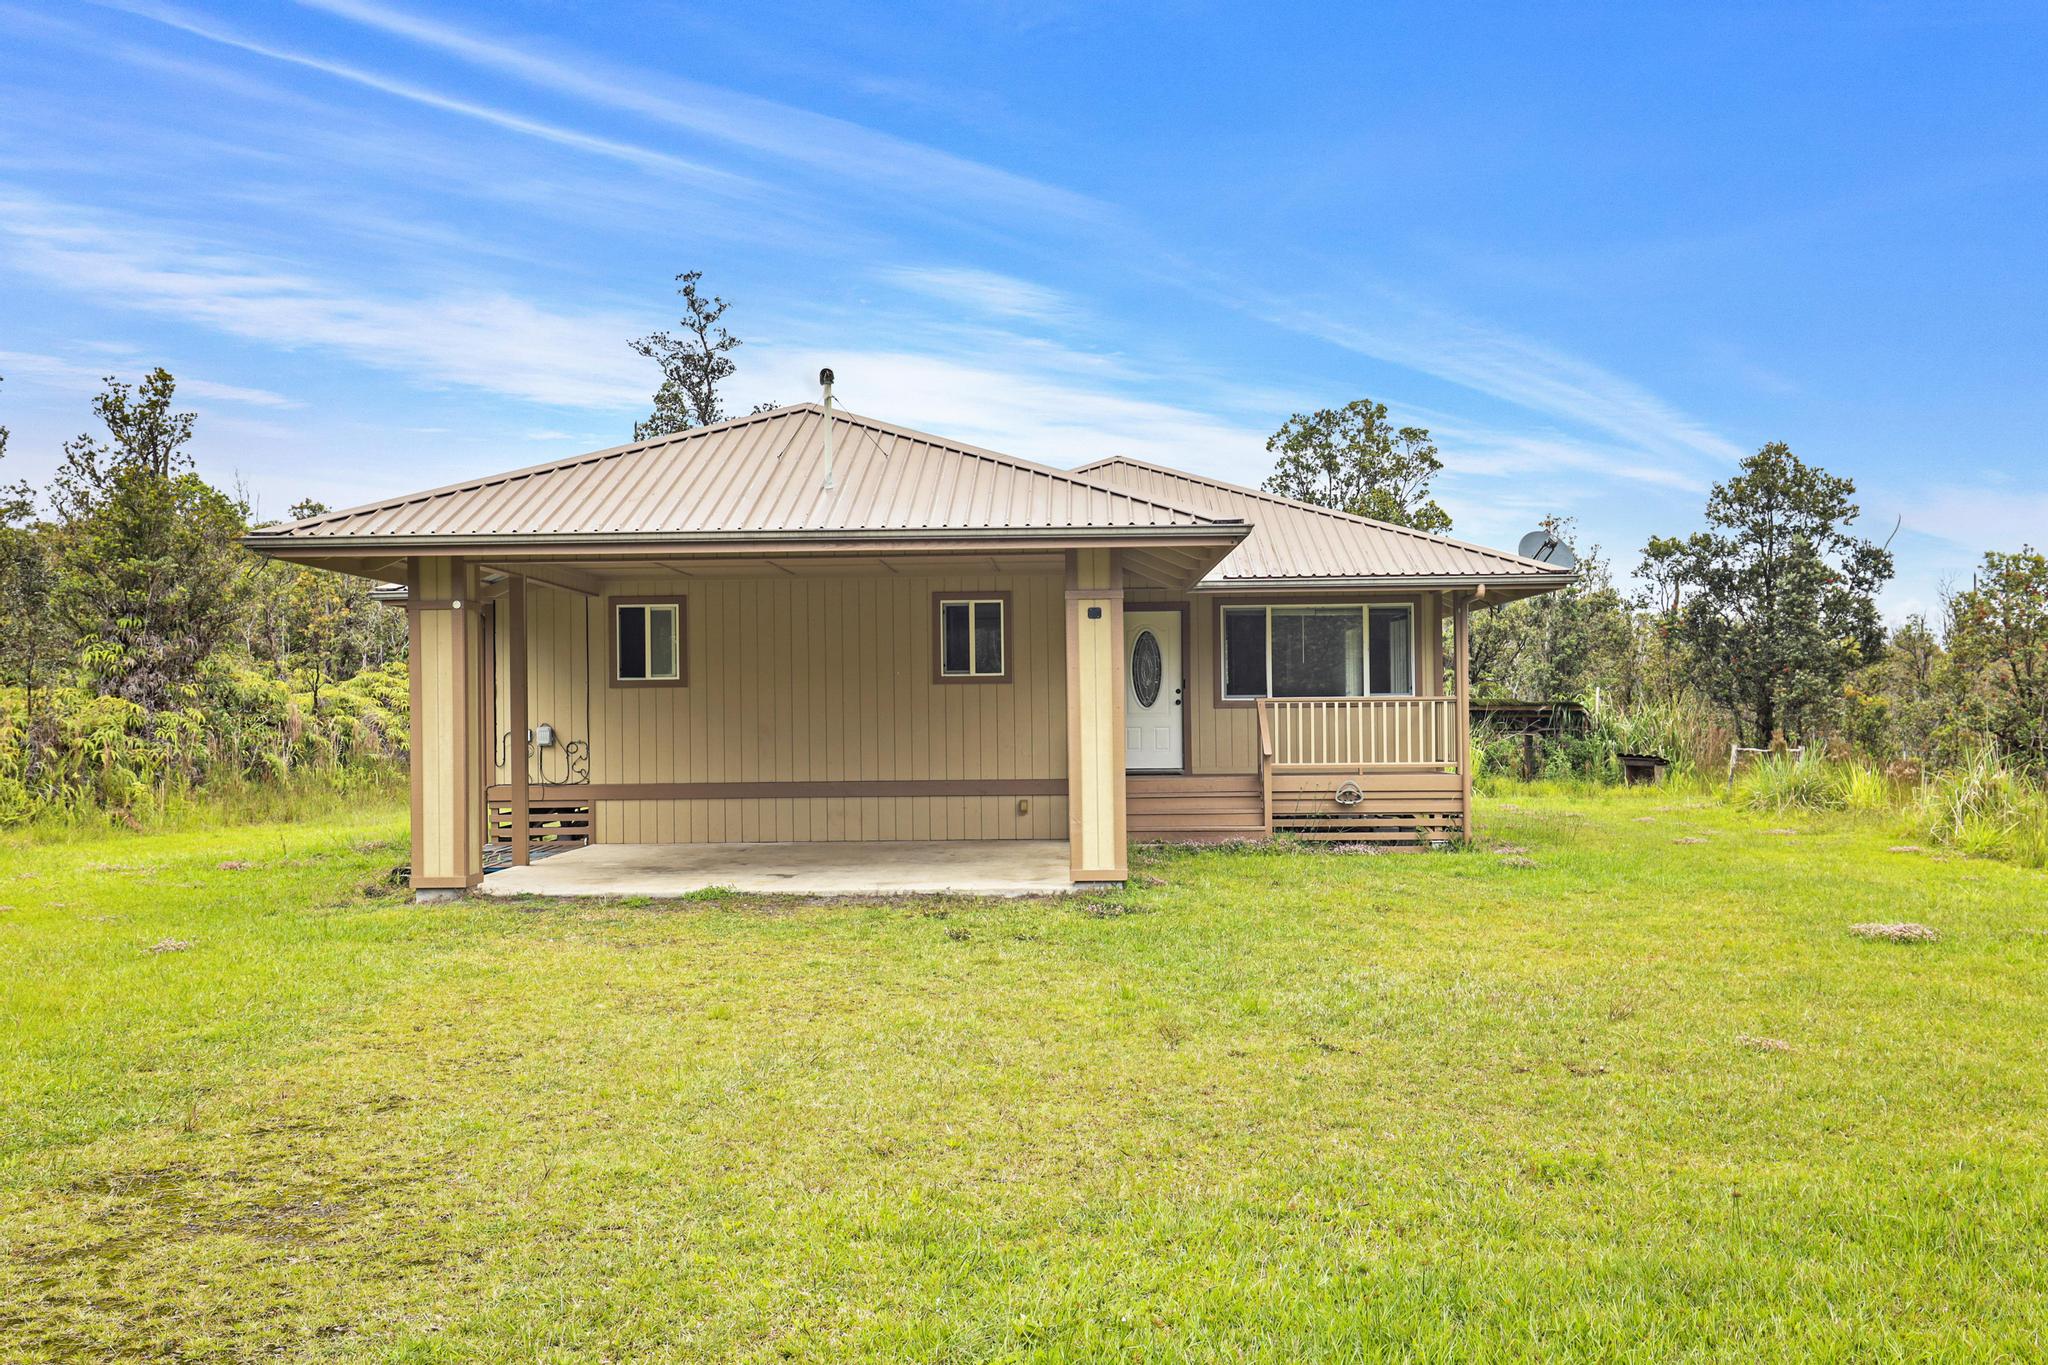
[1892,487,2048,554]
[1414,413,1711,495]
[98,0,762,197]
[180,377,303,408]
[288,0,1104,226]
[1252,290,1746,474]
[878,265,1076,323]
[0,348,298,407]
[0,193,651,409]
[738,345,1273,477]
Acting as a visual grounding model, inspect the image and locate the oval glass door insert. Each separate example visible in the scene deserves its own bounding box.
[1131,630,1163,707]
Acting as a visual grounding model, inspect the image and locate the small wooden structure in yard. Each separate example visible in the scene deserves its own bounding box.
[1619,753,1670,785]
[245,400,1573,894]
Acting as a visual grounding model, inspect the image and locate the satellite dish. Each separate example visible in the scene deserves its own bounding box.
[1517,528,1579,570]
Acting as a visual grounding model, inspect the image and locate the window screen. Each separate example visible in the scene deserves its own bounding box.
[1222,608,1268,698]
[1271,606,1363,697]
[941,601,972,674]
[1368,606,1412,695]
[617,604,647,680]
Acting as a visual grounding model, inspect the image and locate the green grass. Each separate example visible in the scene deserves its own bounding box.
[4,792,2047,1361]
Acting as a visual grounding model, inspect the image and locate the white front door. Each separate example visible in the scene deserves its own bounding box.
[1124,610,1183,772]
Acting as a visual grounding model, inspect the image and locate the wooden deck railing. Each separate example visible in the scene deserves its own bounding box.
[1256,696,1463,769]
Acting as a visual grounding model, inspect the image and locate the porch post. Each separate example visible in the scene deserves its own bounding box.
[406,556,485,896]
[507,575,530,867]
[1065,548,1127,882]
[1453,591,1473,841]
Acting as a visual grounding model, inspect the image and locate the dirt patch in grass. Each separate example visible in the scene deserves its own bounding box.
[7,1151,434,1361]
[1850,922,1940,944]
[143,939,192,955]
[1673,836,1710,845]
[1736,1034,1793,1052]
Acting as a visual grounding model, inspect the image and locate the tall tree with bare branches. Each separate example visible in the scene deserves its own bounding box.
[630,271,742,440]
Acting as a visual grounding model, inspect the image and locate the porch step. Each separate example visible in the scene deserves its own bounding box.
[1128,774,1266,843]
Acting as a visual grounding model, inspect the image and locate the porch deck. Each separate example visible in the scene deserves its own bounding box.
[475,839,1075,899]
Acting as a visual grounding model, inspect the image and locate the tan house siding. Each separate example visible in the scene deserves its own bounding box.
[496,569,1069,843]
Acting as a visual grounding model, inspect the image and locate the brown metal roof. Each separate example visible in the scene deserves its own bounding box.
[248,404,1237,548]
[1073,456,1574,587]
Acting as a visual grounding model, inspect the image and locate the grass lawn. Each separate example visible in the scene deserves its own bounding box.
[4,791,2046,1362]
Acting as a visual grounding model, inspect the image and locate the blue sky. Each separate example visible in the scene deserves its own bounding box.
[2,1,2042,615]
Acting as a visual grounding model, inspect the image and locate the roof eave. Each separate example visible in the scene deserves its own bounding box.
[1192,572,1576,592]
[241,522,1251,557]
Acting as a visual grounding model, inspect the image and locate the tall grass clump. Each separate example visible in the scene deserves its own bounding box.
[1918,748,2048,868]
[1737,752,1851,813]
[1588,693,1729,780]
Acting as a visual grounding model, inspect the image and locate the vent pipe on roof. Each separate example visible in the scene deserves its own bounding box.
[819,367,836,491]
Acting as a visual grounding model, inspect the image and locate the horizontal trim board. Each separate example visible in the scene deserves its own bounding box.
[1126,774,1260,792]
[1128,796,1267,814]
[487,779,1067,802]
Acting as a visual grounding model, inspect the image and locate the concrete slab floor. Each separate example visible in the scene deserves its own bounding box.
[475,840,1076,899]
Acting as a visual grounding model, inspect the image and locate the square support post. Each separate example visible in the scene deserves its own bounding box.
[1453,591,1473,842]
[406,556,484,894]
[1064,548,1127,882]
[507,575,530,867]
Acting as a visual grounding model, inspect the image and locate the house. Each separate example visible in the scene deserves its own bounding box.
[244,400,1571,898]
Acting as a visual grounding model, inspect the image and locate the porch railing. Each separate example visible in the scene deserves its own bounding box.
[1256,696,1462,769]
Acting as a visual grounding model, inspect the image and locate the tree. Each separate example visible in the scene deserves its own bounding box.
[1470,518,1632,701]
[0,376,69,747]
[243,499,403,697]
[1944,547,2048,768]
[630,271,741,440]
[1639,442,1892,744]
[52,370,250,711]
[1262,399,1451,531]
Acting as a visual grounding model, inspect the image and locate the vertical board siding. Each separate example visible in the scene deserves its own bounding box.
[510,569,1067,842]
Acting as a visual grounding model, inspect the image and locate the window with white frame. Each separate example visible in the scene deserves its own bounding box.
[613,599,683,684]
[936,595,1007,680]
[1220,604,1413,699]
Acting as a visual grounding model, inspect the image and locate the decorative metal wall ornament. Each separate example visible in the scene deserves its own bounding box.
[1131,630,1162,707]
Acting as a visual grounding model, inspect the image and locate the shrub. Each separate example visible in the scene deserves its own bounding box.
[0,660,408,830]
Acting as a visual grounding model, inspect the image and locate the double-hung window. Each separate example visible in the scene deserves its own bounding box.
[934,594,1009,682]
[612,598,684,686]
[1221,604,1413,699]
